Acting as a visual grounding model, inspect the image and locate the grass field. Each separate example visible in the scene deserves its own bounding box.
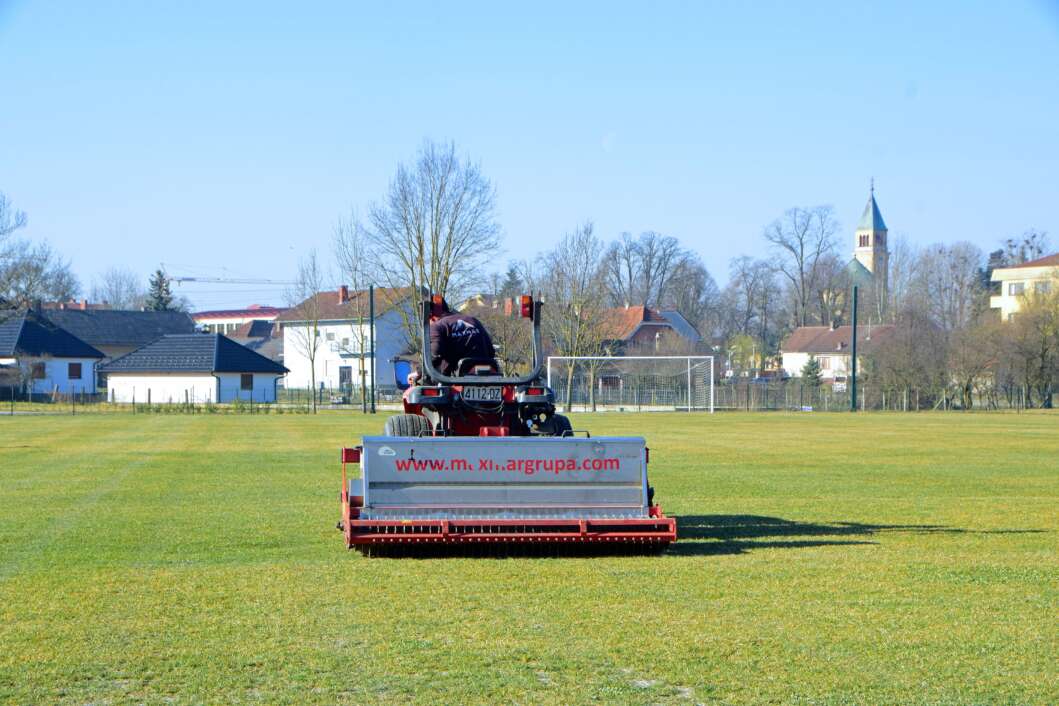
[1,411,1056,704]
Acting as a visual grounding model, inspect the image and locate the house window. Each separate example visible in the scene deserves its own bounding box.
[1035,280,1051,294]
[240,374,253,391]
[1008,282,1024,296]
[68,362,82,380]
[31,363,45,379]
[859,235,869,247]
[819,357,831,370]
[326,332,335,341]
[341,338,350,347]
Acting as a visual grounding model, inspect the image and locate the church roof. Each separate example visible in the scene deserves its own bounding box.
[845,258,875,286]
[857,193,887,232]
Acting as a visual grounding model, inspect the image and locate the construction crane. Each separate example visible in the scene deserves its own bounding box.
[168,276,297,286]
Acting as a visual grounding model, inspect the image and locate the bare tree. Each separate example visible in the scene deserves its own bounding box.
[333,212,373,408]
[363,140,501,347]
[0,192,27,243]
[1001,229,1050,266]
[532,222,610,409]
[720,256,785,352]
[948,320,1002,409]
[916,242,984,332]
[602,231,684,306]
[764,205,840,327]
[90,267,146,310]
[1003,287,1059,408]
[285,251,325,413]
[0,241,80,307]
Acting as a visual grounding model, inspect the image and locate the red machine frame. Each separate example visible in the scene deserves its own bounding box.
[339,447,677,550]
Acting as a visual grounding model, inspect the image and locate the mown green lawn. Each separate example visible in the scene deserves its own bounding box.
[1,411,1056,704]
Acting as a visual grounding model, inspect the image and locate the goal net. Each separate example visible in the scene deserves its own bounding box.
[546,356,715,413]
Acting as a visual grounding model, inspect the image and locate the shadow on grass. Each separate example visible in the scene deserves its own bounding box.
[669,515,1046,556]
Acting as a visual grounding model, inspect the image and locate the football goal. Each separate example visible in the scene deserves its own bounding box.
[545,356,715,413]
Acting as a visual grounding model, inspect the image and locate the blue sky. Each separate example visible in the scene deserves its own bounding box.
[1,1,1057,310]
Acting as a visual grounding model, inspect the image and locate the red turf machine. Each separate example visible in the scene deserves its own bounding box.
[337,295,676,555]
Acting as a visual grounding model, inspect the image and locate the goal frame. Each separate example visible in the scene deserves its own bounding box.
[545,355,715,413]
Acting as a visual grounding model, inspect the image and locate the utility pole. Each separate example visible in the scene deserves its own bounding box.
[369,285,376,414]
[850,285,858,412]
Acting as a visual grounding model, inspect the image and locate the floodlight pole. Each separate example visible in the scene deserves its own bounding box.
[369,285,376,414]
[850,285,858,413]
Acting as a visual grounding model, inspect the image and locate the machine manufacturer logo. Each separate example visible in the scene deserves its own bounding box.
[377,446,396,456]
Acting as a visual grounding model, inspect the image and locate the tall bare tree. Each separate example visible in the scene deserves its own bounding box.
[0,193,79,309]
[285,251,325,413]
[764,205,840,327]
[90,267,146,310]
[916,242,984,332]
[0,192,27,243]
[363,140,501,347]
[333,211,374,408]
[531,222,610,409]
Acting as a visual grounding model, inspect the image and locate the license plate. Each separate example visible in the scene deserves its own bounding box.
[462,386,503,402]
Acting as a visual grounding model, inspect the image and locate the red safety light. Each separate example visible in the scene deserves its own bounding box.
[422,387,443,397]
[520,294,533,318]
[526,387,544,396]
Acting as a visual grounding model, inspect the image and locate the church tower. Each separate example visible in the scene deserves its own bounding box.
[853,182,889,302]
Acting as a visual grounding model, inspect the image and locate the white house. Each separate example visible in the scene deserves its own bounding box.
[0,310,104,398]
[780,324,897,381]
[193,305,287,335]
[100,333,288,404]
[989,253,1059,321]
[277,286,413,392]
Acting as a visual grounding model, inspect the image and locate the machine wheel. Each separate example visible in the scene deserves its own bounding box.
[537,413,573,437]
[384,414,431,437]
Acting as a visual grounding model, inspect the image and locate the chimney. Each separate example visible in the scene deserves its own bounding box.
[80,299,88,310]
[338,285,349,304]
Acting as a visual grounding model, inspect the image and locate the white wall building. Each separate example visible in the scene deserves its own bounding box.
[780,324,896,381]
[100,333,287,404]
[193,305,286,335]
[277,286,413,392]
[0,310,104,397]
[989,253,1059,321]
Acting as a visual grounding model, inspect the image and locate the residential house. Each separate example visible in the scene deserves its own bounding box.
[0,310,104,398]
[193,305,287,334]
[42,308,197,364]
[100,334,288,404]
[227,319,283,364]
[780,324,897,381]
[600,305,702,353]
[277,286,414,391]
[989,253,1059,321]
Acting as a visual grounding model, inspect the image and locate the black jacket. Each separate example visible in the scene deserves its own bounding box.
[428,313,496,375]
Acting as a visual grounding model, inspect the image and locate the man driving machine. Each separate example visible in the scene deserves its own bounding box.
[428,298,498,376]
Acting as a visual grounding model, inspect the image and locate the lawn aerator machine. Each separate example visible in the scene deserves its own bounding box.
[337,294,676,554]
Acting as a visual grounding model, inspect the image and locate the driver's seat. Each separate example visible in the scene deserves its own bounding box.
[456,357,500,377]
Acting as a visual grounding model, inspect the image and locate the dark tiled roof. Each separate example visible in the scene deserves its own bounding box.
[0,311,105,359]
[276,286,415,323]
[781,325,897,354]
[230,319,276,338]
[43,309,196,347]
[100,334,287,374]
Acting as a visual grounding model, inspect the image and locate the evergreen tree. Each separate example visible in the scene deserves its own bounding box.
[499,263,523,298]
[801,355,822,387]
[146,268,174,311]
